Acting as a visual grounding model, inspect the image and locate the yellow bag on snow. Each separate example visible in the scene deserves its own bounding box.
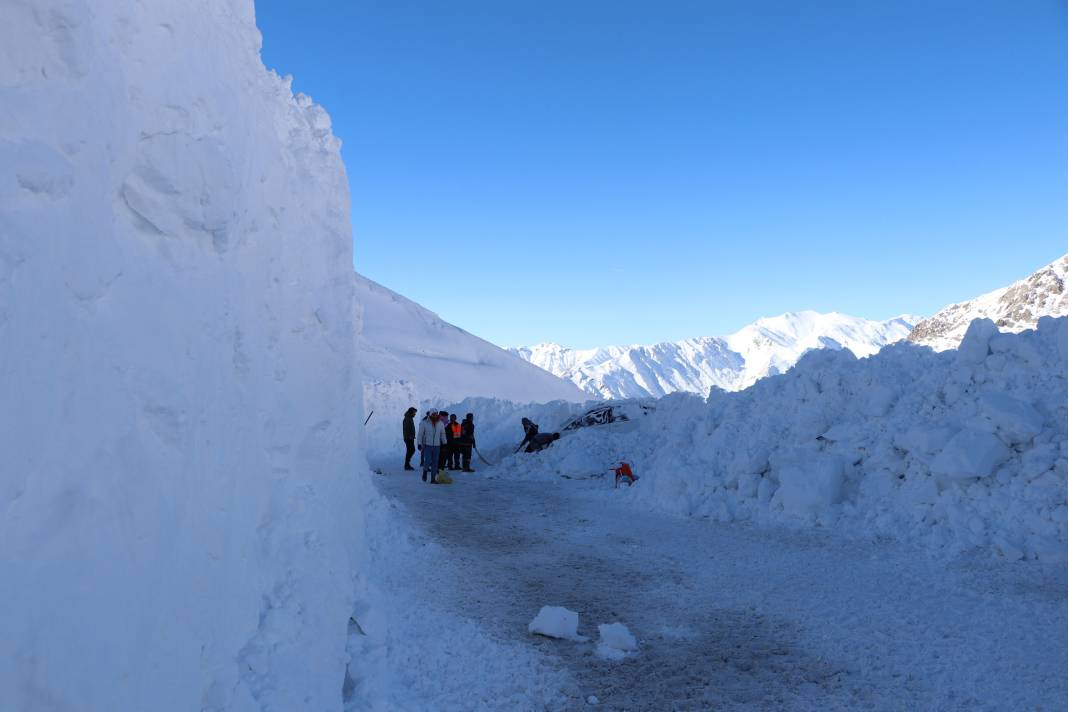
[436,471,453,484]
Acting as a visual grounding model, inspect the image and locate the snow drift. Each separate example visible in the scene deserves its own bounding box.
[512,311,916,399]
[357,274,585,462]
[476,318,1068,562]
[1,2,370,709]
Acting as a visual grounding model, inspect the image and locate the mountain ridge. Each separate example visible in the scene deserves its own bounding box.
[908,253,1068,350]
[511,310,918,399]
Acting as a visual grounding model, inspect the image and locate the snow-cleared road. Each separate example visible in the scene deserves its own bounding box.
[375,468,1068,711]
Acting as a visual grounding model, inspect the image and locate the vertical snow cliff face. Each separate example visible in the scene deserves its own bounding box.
[0,2,369,710]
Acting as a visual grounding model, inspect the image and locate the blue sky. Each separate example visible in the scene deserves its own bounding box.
[255,1,1068,348]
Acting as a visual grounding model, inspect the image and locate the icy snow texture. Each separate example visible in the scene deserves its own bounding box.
[0,2,370,710]
[594,645,627,662]
[595,622,638,661]
[529,606,585,641]
[512,311,916,399]
[910,253,1068,350]
[349,484,572,710]
[356,274,585,461]
[472,318,1068,562]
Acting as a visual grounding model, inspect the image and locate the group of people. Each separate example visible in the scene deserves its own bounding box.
[400,409,562,484]
[403,407,476,484]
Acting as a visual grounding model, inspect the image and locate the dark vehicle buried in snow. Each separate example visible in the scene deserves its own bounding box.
[561,401,656,431]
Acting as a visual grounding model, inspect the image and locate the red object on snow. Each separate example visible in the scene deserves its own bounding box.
[614,461,637,487]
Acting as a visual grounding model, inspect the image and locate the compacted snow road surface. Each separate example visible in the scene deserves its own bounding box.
[375,468,1068,711]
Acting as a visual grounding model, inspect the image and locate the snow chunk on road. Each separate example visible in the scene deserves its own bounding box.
[595,622,638,661]
[528,606,587,641]
[931,429,1010,480]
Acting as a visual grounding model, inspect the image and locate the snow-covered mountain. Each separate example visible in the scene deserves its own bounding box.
[357,274,586,458]
[511,312,917,399]
[908,253,1068,351]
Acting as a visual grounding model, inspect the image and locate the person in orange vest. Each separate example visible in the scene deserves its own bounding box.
[446,413,463,470]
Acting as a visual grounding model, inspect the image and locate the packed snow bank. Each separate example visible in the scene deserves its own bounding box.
[356,275,585,462]
[1,2,371,709]
[478,318,1068,562]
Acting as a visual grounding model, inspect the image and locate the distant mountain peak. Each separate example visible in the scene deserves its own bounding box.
[511,311,916,399]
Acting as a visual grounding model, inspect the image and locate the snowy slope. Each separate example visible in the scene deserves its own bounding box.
[513,311,916,399]
[0,2,372,709]
[909,253,1068,350]
[357,274,586,460]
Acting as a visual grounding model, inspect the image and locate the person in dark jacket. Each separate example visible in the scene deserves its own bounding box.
[519,417,560,453]
[402,407,417,470]
[527,431,560,453]
[459,413,475,472]
[519,417,539,451]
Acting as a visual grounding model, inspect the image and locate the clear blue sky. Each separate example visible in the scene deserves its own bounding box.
[255,0,1068,348]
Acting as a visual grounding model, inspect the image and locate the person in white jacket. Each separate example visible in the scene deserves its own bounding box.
[417,409,447,483]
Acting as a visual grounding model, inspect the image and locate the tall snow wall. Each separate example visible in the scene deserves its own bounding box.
[0,2,371,709]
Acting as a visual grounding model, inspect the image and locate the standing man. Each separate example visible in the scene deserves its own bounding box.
[460,413,476,472]
[438,411,451,473]
[402,407,417,471]
[447,413,463,470]
[417,410,447,483]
